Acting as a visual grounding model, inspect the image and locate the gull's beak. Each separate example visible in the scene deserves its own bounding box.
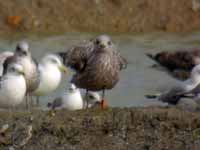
[18,70,25,76]
[100,44,106,49]
[59,65,68,74]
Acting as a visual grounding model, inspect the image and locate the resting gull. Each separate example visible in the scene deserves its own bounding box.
[47,84,101,110]
[146,64,200,105]
[32,54,67,105]
[146,48,200,80]
[48,84,83,110]
[71,35,127,109]
[83,91,101,108]
[0,63,26,108]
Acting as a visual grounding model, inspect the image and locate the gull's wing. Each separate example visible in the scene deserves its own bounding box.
[159,85,190,104]
[146,49,200,80]
[58,40,94,73]
[0,51,14,76]
[146,50,196,71]
[115,50,128,70]
[2,55,18,75]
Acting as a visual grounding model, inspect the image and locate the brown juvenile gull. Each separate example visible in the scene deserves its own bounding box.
[58,35,127,73]
[71,35,127,109]
[146,48,200,80]
[3,41,39,109]
[146,64,200,105]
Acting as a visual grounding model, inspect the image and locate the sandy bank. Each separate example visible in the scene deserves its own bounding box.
[1,0,200,36]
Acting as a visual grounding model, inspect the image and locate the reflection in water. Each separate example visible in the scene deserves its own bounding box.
[0,32,200,107]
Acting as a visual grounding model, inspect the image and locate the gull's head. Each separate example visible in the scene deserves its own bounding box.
[42,54,67,73]
[85,92,101,103]
[15,41,30,57]
[68,84,78,93]
[6,63,25,76]
[94,35,113,49]
[191,64,200,82]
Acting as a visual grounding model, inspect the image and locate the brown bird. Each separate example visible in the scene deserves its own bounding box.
[70,35,127,109]
[58,39,94,73]
[146,48,200,80]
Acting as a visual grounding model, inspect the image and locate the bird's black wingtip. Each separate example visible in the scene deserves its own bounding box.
[146,53,155,60]
[47,102,52,108]
[56,52,68,64]
[145,94,158,99]
[57,52,66,58]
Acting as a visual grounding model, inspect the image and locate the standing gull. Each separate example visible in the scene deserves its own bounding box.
[0,63,26,108]
[71,35,127,108]
[3,41,39,109]
[32,54,67,105]
[146,48,200,80]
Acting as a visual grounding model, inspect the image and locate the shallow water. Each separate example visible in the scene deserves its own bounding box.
[1,32,200,108]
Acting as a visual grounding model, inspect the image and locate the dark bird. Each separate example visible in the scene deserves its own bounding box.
[58,39,95,73]
[70,35,127,108]
[146,48,200,80]
[58,36,127,73]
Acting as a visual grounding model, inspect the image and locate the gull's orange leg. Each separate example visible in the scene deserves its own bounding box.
[101,89,107,109]
[101,99,107,109]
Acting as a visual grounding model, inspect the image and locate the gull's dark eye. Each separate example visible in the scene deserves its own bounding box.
[10,67,16,72]
[89,95,94,99]
[16,46,21,52]
[95,40,100,45]
[108,41,112,45]
[22,51,27,56]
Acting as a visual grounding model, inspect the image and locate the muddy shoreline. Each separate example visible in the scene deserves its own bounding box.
[0,107,199,150]
[1,0,200,36]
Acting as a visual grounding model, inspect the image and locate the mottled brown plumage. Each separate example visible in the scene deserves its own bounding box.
[58,40,94,73]
[147,49,200,80]
[71,35,127,92]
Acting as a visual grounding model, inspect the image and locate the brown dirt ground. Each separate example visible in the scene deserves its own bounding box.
[0,107,200,150]
[0,0,200,36]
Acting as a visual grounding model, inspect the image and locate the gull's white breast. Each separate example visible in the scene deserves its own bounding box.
[33,64,61,96]
[0,75,26,108]
[62,90,83,110]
